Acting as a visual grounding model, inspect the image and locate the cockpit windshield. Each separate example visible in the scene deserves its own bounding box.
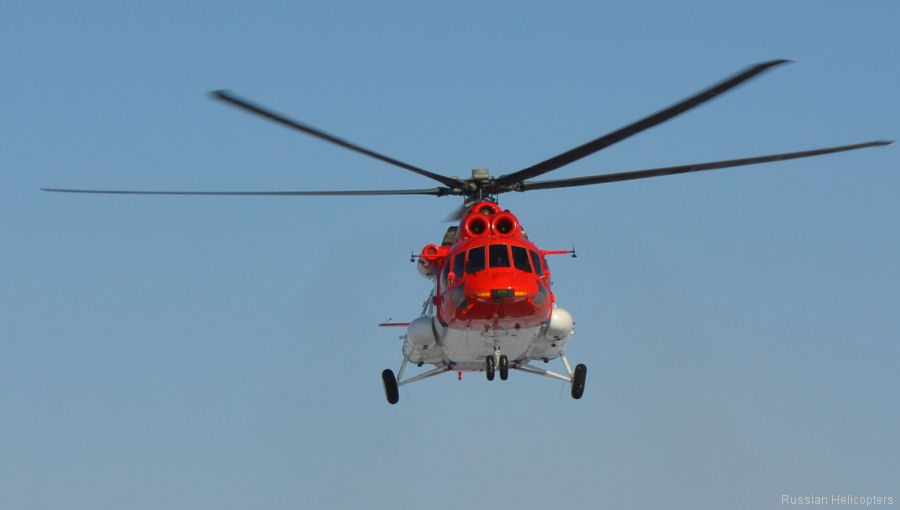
[459,243,542,275]
[489,244,510,268]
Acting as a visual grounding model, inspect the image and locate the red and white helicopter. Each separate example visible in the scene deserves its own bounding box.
[44,60,891,404]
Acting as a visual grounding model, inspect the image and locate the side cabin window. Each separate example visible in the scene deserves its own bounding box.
[529,249,544,277]
[511,245,532,273]
[465,246,486,274]
[440,259,450,289]
[489,244,510,268]
[452,251,465,279]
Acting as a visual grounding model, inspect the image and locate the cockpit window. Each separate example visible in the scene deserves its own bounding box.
[530,249,544,277]
[512,245,532,273]
[489,244,510,268]
[465,246,486,274]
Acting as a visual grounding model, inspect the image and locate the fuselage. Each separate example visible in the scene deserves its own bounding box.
[405,201,574,371]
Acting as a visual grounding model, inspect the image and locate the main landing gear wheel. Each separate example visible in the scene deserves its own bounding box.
[485,356,496,381]
[499,355,509,381]
[571,363,587,399]
[382,369,399,405]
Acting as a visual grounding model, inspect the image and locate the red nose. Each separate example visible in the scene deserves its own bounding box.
[445,269,550,327]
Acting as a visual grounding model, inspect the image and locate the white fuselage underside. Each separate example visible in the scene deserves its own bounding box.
[401,306,573,371]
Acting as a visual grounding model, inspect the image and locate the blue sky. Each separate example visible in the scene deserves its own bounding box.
[2,1,898,509]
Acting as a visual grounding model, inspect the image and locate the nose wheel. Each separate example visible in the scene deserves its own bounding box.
[486,354,509,381]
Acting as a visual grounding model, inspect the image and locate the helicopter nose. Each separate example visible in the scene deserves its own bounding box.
[450,270,550,325]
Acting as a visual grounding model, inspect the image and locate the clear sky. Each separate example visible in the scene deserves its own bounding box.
[2,1,898,509]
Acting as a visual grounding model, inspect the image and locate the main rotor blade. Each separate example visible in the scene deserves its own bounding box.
[516,140,893,192]
[494,59,791,188]
[41,187,451,196]
[443,202,469,222]
[210,90,467,190]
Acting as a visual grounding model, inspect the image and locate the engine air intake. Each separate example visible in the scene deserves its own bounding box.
[465,216,489,237]
[492,213,518,236]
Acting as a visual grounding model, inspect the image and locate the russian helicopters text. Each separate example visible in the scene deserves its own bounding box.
[44,60,891,404]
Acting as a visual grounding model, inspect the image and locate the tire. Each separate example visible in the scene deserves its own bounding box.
[571,363,587,400]
[382,369,400,405]
[499,355,509,381]
[485,356,495,381]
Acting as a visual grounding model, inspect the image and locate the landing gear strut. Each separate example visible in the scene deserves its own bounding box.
[515,351,587,400]
[381,358,450,405]
[382,352,586,404]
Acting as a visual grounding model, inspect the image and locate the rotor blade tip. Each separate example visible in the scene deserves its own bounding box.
[209,89,230,100]
[762,58,792,68]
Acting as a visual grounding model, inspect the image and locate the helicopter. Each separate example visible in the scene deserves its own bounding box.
[43,59,891,405]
